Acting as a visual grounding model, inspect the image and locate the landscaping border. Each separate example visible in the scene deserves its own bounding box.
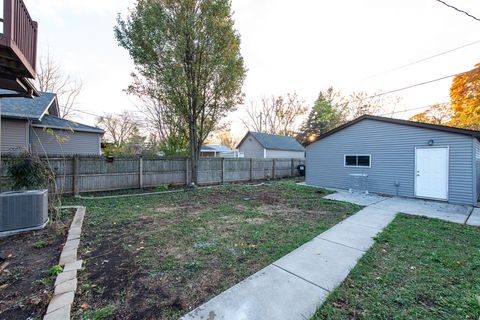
[44,206,86,320]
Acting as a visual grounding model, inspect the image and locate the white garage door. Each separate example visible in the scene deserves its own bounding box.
[415,147,449,200]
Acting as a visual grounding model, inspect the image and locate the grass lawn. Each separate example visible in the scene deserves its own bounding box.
[66,180,361,320]
[313,214,480,320]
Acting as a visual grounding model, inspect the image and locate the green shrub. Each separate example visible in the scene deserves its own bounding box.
[48,265,63,276]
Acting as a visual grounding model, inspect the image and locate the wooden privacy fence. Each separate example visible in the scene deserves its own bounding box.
[0,156,305,194]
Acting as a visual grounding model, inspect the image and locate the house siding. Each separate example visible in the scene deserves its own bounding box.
[1,118,29,153]
[238,134,265,158]
[306,118,475,205]
[31,127,101,155]
[474,138,480,202]
[265,149,305,159]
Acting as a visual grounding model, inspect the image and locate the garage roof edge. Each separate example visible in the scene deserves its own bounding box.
[305,115,480,146]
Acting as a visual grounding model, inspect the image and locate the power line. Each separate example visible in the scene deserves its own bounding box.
[434,0,480,22]
[359,39,480,81]
[379,94,478,117]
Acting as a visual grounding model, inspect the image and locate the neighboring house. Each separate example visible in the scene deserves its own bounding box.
[305,115,480,206]
[0,90,104,155]
[237,132,305,159]
[200,144,244,158]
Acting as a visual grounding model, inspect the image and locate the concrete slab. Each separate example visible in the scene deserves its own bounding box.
[59,250,77,266]
[342,207,397,230]
[54,278,77,295]
[323,191,389,206]
[466,208,480,226]
[63,260,83,272]
[46,291,75,314]
[370,197,471,224]
[316,220,382,251]
[44,304,71,320]
[55,271,77,286]
[274,238,364,291]
[180,265,329,320]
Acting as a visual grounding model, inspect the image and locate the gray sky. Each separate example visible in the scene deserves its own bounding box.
[25,0,480,138]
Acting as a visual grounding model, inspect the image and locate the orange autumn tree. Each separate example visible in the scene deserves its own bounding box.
[409,103,454,125]
[449,63,480,129]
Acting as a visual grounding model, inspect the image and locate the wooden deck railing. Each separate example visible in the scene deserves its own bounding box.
[0,0,38,78]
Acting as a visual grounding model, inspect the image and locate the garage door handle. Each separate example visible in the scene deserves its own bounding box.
[416,171,420,176]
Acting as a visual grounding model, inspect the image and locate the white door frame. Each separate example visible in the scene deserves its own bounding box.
[414,146,449,201]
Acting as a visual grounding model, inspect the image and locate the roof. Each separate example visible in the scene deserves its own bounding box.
[306,115,480,146]
[0,89,57,120]
[238,132,305,152]
[32,114,104,134]
[201,144,232,152]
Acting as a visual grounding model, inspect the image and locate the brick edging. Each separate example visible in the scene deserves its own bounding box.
[44,206,86,320]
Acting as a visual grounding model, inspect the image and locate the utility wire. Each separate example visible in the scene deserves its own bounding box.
[359,39,480,81]
[434,0,480,22]
[379,94,478,117]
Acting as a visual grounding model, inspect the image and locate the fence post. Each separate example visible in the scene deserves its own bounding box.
[72,156,79,196]
[221,158,225,184]
[249,158,253,181]
[185,157,189,186]
[139,156,143,189]
[291,158,294,177]
[272,159,276,179]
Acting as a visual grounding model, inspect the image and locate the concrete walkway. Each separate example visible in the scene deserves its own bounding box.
[181,190,478,320]
[323,190,475,225]
[181,203,397,319]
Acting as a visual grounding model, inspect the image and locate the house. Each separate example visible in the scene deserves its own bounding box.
[1,90,104,155]
[237,132,305,159]
[200,144,244,157]
[305,115,480,206]
[0,0,39,97]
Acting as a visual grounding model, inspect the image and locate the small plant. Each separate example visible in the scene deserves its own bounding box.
[48,265,63,277]
[81,306,114,320]
[33,240,48,249]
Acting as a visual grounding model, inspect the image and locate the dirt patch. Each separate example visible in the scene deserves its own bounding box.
[0,215,72,320]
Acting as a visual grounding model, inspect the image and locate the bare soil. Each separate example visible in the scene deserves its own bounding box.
[0,213,73,320]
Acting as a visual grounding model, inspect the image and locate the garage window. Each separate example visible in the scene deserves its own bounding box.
[345,155,371,167]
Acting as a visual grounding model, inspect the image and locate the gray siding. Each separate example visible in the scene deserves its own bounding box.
[0,118,29,153]
[31,127,101,155]
[238,134,265,158]
[265,149,305,159]
[306,119,475,205]
[474,139,480,202]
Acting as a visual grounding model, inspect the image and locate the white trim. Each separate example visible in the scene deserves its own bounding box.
[263,148,267,158]
[344,154,371,168]
[414,146,449,201]
[38,97,57,121]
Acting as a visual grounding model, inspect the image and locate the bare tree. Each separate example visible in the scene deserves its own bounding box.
[96,111,140,148]
[242,92,308,136]
[134,92,188,145]
[341,91,401,120]
[37,51,83,119]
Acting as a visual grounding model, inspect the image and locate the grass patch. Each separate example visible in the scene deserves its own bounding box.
[313,214,480,320]
[65,180,360,319]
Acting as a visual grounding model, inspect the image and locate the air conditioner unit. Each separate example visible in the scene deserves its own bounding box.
[0,189,49,235]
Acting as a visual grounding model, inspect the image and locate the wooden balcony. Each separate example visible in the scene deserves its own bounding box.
[0,0,38,96]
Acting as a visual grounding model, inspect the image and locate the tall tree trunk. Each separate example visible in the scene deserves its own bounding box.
[189,124,199,185]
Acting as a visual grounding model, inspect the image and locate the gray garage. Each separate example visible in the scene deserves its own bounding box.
[305,115,480,205]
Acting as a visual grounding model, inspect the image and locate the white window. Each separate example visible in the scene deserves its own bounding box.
[344,155,371,167]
